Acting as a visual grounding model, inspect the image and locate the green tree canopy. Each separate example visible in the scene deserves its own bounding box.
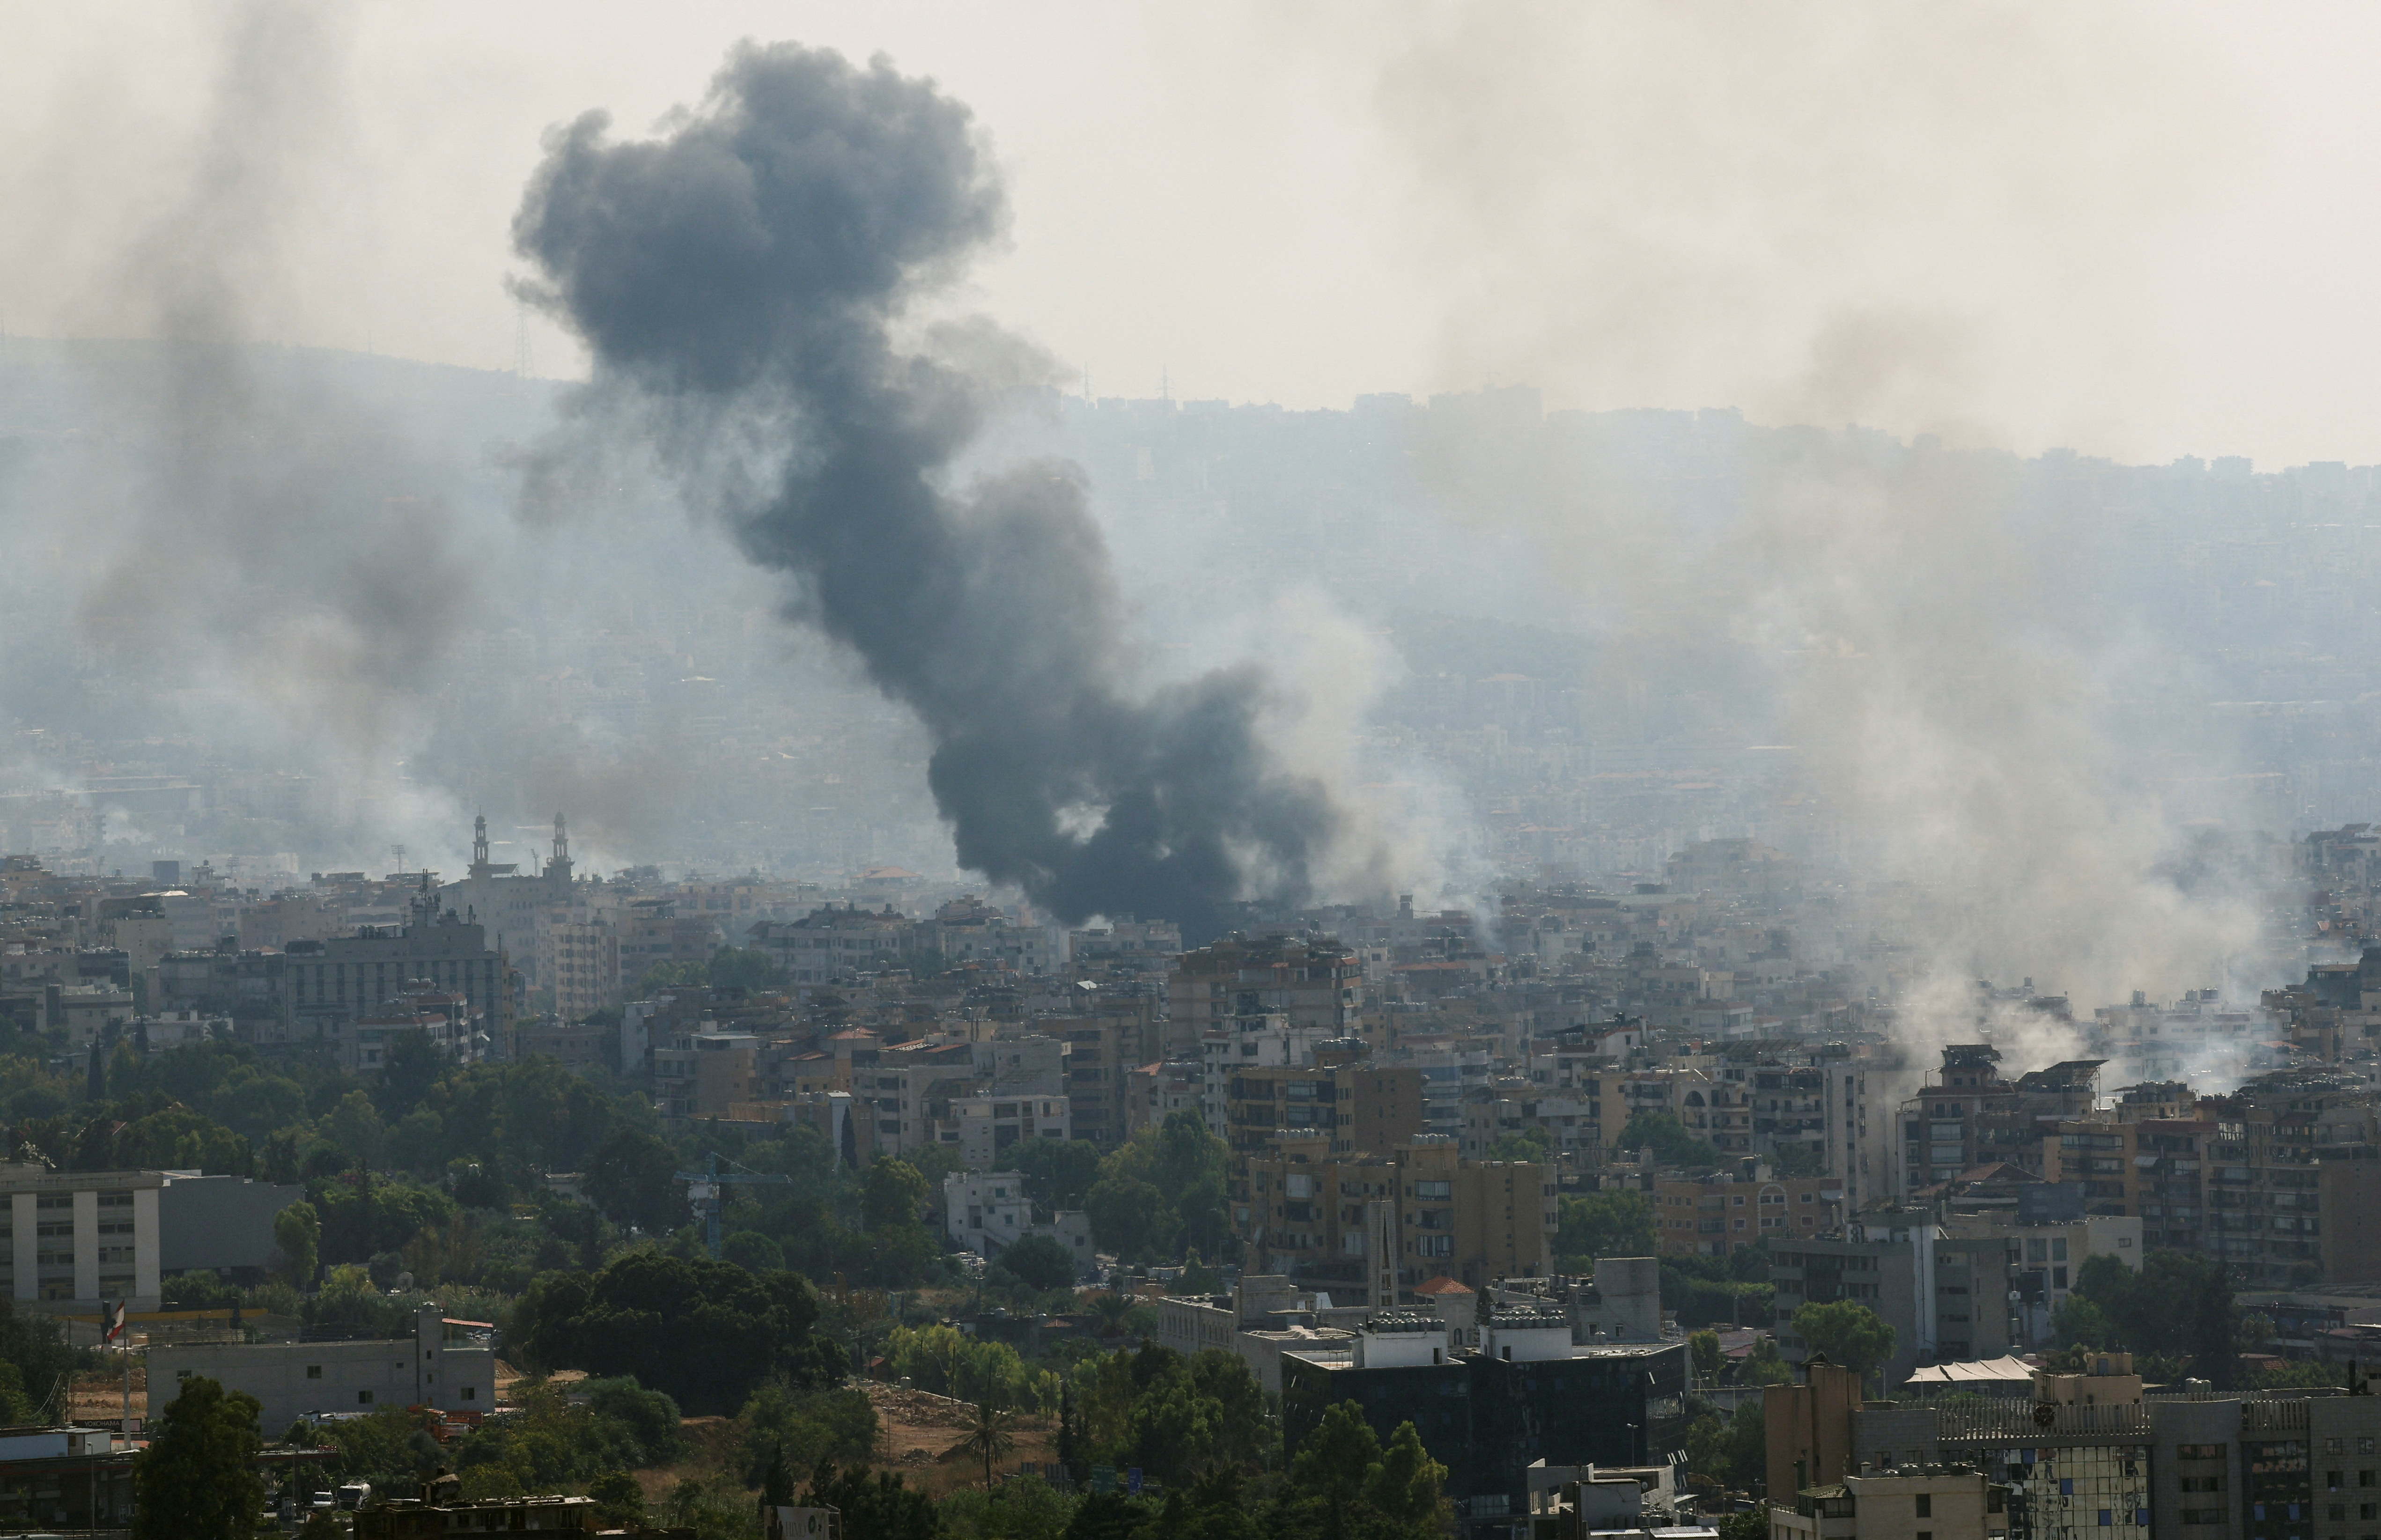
[2070,1248,2234,1385]
[1556,1190,1657,1265]
[1614,1111,1721,1168]
[723,1230,787,1275]
[1010,1138,1104,1212]
[1792,1301,1896,1385]
[1282,1401,1448,1540]
[803,1462,944,1540]
[274,1201,320,1289]
[585,1129,689,1235]
[513,1251,832,1414]
[999,1234,1078,1292]
[861,1159,931,1232]
[133,1376,265,1540]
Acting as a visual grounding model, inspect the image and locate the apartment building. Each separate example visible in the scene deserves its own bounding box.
[1651,1167,1841,1257]
[284,885,512,1052]
[1769,1214,1938,1390]
[0,1165,163,1311]
[539,917,620,1018]
[1222,1057,1427,1163]
[1895,1046,2100,1198]
[1199,1010,1341,1138]
[1168,934,1362,1058]
[1236,1135,1555,1302]
[1824,1359,2381,1540]
[2200,1069,2381,1288]
[945,1092,1070,1170]
[751,905,914,986]
[1044,991,1165,1149]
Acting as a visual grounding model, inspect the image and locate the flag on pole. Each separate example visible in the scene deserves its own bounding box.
[101,1300,126,1345]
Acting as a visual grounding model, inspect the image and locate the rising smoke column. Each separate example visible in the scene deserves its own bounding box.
[512,43,1336,933]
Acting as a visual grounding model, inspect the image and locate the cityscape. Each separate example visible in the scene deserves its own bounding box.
[2,8,2381,1540]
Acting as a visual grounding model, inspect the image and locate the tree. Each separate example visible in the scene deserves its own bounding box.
[962,1401,1017,1488]
[1283,1402,1447,1540]
[589,1470,644,1528]
[2051,1297,2118,1352]
[1717,1503,1770,1540]
[708,948,787,992]
[1000,1234,1077,1292]
[1011,1138,1104,1212]
[861,1159,930,1232]
[514,1252,829,1414]
[133,1375,266,1540]
[1738,1336,1793,1386]
[1614,1112,1721,1168]
[585,1129,689,1235]
[724,1230,787,1274]
[1363,1420,1449,1535]
[1486,1127,1553,1164]
[274,1201,320,1290]
[1085,1176,1167,1259]
[1289,1400,1378,1540]
[1555,1191,1657,1264]
[376,1030,445,1119]
[803,1461,943,1540]
[1792,1301,1896,1391]
[1689,1329,1721,1381]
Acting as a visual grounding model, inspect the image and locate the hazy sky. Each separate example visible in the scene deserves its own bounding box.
[5,2,2380,467]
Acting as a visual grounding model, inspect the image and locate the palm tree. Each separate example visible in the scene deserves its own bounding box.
[961,1401,1016,1490]
[1090,1293,1135,1337]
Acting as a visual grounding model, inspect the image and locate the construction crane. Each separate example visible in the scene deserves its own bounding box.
[676,1151,795,1259]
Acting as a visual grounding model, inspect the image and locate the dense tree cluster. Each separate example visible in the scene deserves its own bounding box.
[2050,1249,2240,1385]
[514,1252,843,1414]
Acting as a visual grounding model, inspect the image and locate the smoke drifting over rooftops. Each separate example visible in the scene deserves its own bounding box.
[511,42,1341,936]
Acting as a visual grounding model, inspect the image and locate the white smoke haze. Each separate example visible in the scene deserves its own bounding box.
[1369,0,2243,457]
[1349,2,2300,1059]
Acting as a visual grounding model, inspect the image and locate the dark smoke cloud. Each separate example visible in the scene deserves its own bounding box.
[513,42,1336,934]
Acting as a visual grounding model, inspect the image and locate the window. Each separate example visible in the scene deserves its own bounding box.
[2052,1237,2069,1261]
[357,1391,374,1405]
[461,1386,476,1401]
[306,1366,322,1379]
[1916,1495,1932,1518]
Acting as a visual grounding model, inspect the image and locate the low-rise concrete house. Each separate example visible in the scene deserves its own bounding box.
[147,1304,494,1430]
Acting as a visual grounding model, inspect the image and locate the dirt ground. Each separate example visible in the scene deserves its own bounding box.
[859,1381,1059,1496]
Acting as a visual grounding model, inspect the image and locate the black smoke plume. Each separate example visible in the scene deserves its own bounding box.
[513,43,1336,935]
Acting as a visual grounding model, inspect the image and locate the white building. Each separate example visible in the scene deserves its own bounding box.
[941,1172,1092,1273]
[147,1304,494,1429]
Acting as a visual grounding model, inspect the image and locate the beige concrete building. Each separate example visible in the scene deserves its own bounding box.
[1236,1135,1556,1302]
[1771,1466,2008,1540]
